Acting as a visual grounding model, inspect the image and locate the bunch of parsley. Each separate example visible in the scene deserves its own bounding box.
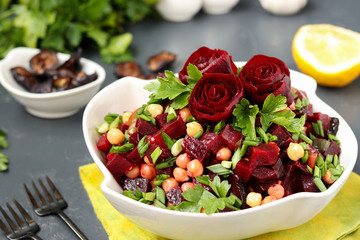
[0,0,158,62]
[0,129,9,171]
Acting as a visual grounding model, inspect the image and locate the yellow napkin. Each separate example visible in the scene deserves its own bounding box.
[79,163,360,240]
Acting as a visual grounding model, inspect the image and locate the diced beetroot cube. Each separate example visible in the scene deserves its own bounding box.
[304,122,313,137]
[313,112,330,136]
[136,118,158,136]
[156,113,168,128]
[328,117,339,136]
[155,166,172,176]
[123,178,150,193]
[270,159,285,179]
[324,141,341,156]
[97,132,112,154]
[248,179,277,194]
[120,123,129,133]
[300,174,319,192]
[228,174,247,208]
[126,146,143,165]
[106,154,134,182]
[207,156,222,166]
[200,132,227,154]
[161,116,186,139]
[181,135,210,164]
[234,159,254,182]
[269,124,294,149]
[129,131,142,145]
[144,143,172,164]
[281,164,301,196]
[251,167,277,181]
[291,161,310,174]
[306,103,314,121]
[166,186,184,206]
[295,89,308,100]
[220,124,244,150]
[147,132,172,159]
[248,142,280,167]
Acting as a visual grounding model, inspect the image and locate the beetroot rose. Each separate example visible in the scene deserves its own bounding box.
[239,55,294,105]
[178,47,238,84]
[189,73,244,123]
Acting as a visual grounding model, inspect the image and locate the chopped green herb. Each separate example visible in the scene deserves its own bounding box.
[186,64,203,89]
[193,130,203,139]
[171,138,183,156]
[105,113,121,125]
[232,98,259,140]
[123,189,143,201]
[0,153,9,171]
[155,157,176,170]
[186,116,196,122]
[143,192,156,201]
[166,107,177,123]
[242,139,259,147]
[138,136,150,158]
[300,132,313,145]
[214,120,226,134]
[221,160,232,169]
[301,151,309,164]
[151,147,162,164]
[96,122,109,134]
[328,134,340,145]
[110,143,134,153]
[231,146,241,170]
[313,177,327,192]
[161,132,176,150]
[206,164,233,175]
[256,127,268,143]
[155,187,166,205]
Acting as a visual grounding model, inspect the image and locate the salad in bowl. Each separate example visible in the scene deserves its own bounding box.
[83,47,357,239]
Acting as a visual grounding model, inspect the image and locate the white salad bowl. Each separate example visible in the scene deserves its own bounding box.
[82,63,357,240]
[0,47,106,119]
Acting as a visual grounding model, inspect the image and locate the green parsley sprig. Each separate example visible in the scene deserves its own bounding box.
[0,129,9,171]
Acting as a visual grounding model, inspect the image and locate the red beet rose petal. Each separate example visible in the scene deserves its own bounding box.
[239,55,294,105]
[189,73,244,123]
[179,47,238,84]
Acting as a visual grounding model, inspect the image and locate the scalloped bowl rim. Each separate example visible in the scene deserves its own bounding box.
[0,47,106,100]
[82,62,357,239]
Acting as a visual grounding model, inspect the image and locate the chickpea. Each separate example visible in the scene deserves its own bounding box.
[287,143,304,161]
[176,153,191,169]
[107,128,125,145]
[162,177,179,192]
[187,159,204,177]
[122,112,132,124]
[246,192,262,208]
[173,167,189,182]
[125,165,140,179]
[144,156,154,166]
[179,107,192,123]
[186,122,203,137]
[216,147,232,161]
[268,184,285,199]
[181,182,195,192]
[323,169,335,184]
[261,195,277,205]
[140,164,156,180]
[146,104,163,118]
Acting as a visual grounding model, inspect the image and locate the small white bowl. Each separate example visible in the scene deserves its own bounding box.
[259,0,308,16]
[0,47,106,119]
[156,0,203,22]
[203,0,240,15]
[82,63,357,240]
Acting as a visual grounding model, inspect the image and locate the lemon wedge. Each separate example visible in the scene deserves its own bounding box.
[292,24,360,87]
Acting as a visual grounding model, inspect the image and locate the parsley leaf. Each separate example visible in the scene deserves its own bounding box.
[232,98,259,140]
[0,129,9,171]
[186,63,202,89]
[260,94,305,133]
[144,71,192,110]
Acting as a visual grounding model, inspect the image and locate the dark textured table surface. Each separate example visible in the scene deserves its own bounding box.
[1,0,359,239]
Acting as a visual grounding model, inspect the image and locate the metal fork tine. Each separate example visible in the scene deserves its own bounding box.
[39,178,55,203]
[46,176,64,201]
[6,202,26,228]
[0,205,19,231]
[32,180,48,206]
[13,199,34,225]
[24,183,40,209]
[0,217,12,235]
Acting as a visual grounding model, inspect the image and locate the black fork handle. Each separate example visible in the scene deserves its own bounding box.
[56,211,88,240]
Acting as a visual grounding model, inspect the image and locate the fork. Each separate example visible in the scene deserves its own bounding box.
[0,199,41,240]
[24,176,88,240]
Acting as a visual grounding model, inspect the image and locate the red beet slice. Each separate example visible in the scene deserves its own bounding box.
[181,135,210,164]
[161,116,187,139]
[123,178,150,193]
[97,132,112,154]
[324,141,341,156]
[155,113,168,128]
[136,118,158,136]
[166,186,185,206]
[248,179,278,194]
[281,164,301,196]
[126,146,143,165]
[200,132,227,154]
[248,142,280,167]
[106,153,134,182]
[228,174,248,208]
[251,167,278,181]
[313,112,330,137]
[300,174,319,192]
[268,124,293,149]
[234,159,254,182]
[219,124,244,150]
